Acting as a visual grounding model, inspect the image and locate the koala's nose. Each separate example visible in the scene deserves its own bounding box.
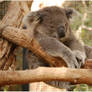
[57,27,65,38]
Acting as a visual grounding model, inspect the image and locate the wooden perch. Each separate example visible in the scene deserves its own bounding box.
[0,67,92,86]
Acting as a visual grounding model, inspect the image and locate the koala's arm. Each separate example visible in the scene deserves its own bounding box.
[35,33,79,68]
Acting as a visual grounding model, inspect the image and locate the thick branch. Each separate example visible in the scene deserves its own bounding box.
[2,26,66,67]
[1,26,92,68]
[0,67,92,86]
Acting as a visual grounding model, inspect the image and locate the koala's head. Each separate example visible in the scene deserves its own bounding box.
[23,6,74,41]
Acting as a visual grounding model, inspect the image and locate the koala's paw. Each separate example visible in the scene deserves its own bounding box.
[67,59,80,68]
[73,59,81,68]
[73,51,86,68]
[76,55,86,67]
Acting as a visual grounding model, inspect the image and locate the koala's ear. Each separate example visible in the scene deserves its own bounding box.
[65,8,74,19]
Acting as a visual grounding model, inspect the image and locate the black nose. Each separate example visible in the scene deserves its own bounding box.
[23,25,27,29]
[57,27,65,38]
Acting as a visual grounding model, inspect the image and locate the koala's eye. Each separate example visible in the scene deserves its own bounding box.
[57,26,65,38]
[23,25,27,29]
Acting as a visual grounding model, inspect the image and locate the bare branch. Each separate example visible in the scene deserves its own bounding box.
[0,67,92,86]
[82,25,92,31]
[1,26,66,67]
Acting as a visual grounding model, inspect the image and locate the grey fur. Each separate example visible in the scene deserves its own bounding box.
[22,6,86,89]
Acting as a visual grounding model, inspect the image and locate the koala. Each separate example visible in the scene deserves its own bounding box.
[22,6,86,89]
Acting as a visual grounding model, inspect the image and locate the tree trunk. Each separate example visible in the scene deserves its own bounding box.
[0,1,23,70]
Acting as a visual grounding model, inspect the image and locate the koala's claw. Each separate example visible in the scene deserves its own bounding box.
[73,51,86,68]
[67,59,80,69]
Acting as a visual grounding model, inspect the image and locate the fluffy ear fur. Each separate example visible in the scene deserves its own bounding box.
[65,8,74,19]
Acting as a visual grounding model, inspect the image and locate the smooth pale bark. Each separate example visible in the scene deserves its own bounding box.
[0,67,92,86]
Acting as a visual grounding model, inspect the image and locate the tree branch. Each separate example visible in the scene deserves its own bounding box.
[82,25,92,31]
[0,67,92,86]
[1,26,66,67]
[1,26,92,68]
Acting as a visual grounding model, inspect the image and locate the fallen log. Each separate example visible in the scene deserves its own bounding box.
[0,67,92,86]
